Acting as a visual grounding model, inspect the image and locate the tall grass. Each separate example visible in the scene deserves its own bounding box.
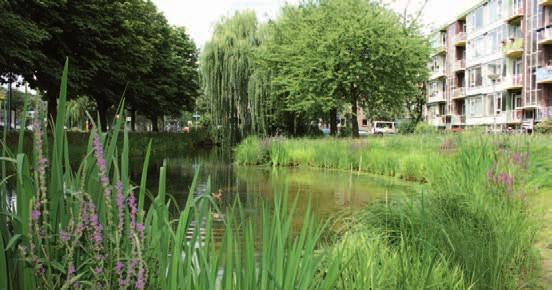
[0,61,339,289]
[0,61,546,289]
[235,134,549,288]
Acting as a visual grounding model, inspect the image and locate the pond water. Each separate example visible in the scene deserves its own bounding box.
[130,149,416,221]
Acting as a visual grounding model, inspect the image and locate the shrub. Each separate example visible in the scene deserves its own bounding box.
[414,122,438,135]
[535,119,552,134]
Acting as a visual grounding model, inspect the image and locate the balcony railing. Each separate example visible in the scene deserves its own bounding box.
[538,27,552,45]
[451,115,466,125]
[502,38,524,58]
[452,87,466,99]
[505,110,524,123]
[428,92,445,104]
[453,32,467,46]
[505,74,523,89]
[506,7,524,23]
[537,67,552,83]
[453,59,466,71]
[431,44,446,56]
[429,69,445,80]
[428,115,446,127]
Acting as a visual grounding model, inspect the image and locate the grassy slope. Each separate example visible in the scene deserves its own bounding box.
[236,134,552,289]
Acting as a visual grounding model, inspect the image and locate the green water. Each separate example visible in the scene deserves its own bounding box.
[131,149,415,220]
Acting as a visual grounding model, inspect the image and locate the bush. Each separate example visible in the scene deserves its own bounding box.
[397,120,418,134]
[414,122,438,135]
[535,119,552,134]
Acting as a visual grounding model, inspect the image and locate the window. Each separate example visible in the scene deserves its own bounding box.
[486,94,495,116]
[467,96,484,117]
[495,94,502,114]
[514,94,523,108]
[362,119,368,126]
[469,66,483,87]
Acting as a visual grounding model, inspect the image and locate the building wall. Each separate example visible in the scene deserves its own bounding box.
[425,0,552,129]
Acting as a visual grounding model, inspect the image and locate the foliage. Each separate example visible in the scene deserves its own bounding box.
[200,11,261,144]
[235,134,549,289]
[0,61,338,290]
[535,119,552,134]
[0,0,199,130]
[256,0,430,137]
[414,122,438,134]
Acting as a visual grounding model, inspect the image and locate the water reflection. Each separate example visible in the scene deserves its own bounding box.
[130,149,414,220]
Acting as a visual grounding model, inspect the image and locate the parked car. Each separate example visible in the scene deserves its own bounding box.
[372,121,396,135]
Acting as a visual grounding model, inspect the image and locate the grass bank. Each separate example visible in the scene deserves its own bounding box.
[236,134,552,288]
[4,129,214,159]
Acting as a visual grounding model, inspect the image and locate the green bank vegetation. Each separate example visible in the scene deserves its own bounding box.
[236,134,552,288]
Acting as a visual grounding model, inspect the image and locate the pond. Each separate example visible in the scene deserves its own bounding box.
[130,149,416,223]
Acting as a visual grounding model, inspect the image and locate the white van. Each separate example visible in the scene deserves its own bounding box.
[372,121,396,135]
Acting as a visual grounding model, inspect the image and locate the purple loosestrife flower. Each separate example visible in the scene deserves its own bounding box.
[115,181,125,235]
[115,261,124,275]
[31,209,41,221]
[92,133,113,226]
[128,192,137,234]
[136,265,146,290]
[60,230,71,242]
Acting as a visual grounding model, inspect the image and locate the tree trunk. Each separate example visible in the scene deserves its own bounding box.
[351,96,360,138]
[98,105,109,131]
[131,109,136,131]
[330,108,338,136]
[151,115,159,132]
[47,92,57,124]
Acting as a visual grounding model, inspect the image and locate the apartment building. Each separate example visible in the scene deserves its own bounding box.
[426,0,552,130]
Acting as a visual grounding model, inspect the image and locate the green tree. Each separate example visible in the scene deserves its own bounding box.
[258,0,430,137]
[0,0,48,84]
[200,11,260,144]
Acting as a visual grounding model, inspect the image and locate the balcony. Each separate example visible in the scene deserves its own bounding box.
[451,115,466,125]
[452,87,466,99]
[502,38,523,58]
[453,59,465,72]
[505,7,524,24]
[505,110,524,123]
[429,70,446,80]
[538,27,552,45]
[537,67,552,83]
[540,0,552,6]
[453,32,467,46]
[431,45,446,56]
[428,116,446,127]
[427,92,445,104]
[505,74,523,90]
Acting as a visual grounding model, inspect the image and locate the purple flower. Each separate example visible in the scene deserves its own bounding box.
[95,267,102,275]
[31,210,41,220]
[136,223,144,235]
[115,261,124,274]
[116,181,125,235]
[68,263,76,275]
[59,230,70,242]
[136,266,146,290]
[128,193,137,234]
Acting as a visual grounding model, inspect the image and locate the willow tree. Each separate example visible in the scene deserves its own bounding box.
[200,11,265,144]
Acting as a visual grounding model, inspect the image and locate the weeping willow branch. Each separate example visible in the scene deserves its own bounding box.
[200,11,268,144]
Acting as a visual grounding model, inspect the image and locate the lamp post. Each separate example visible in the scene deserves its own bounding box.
[488,73,500,132]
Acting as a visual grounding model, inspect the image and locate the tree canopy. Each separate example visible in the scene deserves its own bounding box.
[0,0,199,130]
[200,0,430,140]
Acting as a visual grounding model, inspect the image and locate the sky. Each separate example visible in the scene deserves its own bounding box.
[152,0,480,48]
